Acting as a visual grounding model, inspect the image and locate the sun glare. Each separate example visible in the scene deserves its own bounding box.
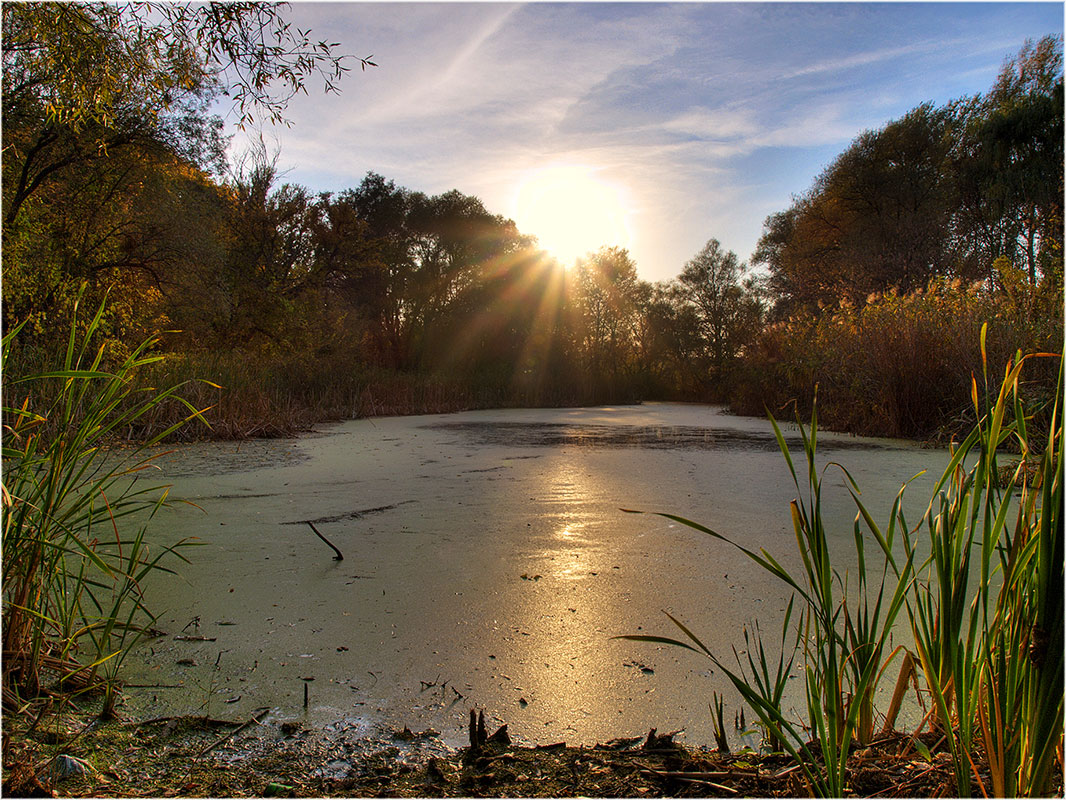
[512,165,631,266]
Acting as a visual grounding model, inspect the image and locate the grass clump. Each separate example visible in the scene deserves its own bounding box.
[903,340,1063,797]
[624,332,1063,797]
[2,289,204,715]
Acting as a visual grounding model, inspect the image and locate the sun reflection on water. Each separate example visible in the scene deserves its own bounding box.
[551,522,591,581]
[499,455,639,741]
[542,464,599,581]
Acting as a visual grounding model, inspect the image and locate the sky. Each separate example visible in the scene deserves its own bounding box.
[228,2,1064,283]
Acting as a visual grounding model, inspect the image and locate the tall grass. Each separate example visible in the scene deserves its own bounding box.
[88,348,572,442]
[2,291,204,714]
[623,337,1063,797]
[732,279,1062,441]
[621,402,916,796]
[900,341,1063,797]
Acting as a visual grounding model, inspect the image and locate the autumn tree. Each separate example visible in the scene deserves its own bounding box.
[570,247,648,398]
[426,250,568,400]
[952,35,1063,285]
[406,189,531,368]
[634,281,705,398]
[2,1,370,347]
[328,173,535,371]
[754,105,957,312]
[754,37,1063,315]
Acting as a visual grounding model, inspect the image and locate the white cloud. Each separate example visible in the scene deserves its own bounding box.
[781,38,952,80]
[661,108,760,142]
[752,104,862,150]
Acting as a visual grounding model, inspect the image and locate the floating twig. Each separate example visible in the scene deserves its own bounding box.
[306,521,344,561]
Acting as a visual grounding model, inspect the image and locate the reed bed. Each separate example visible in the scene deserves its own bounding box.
[89,351,576,442]
[625,333,1063,797]
[731,279,1062,442]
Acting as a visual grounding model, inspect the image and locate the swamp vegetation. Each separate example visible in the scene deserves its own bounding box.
[622,343,1063,797]
[2,4,1064,797]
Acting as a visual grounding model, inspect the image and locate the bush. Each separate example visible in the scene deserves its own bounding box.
[731,279,1062,441]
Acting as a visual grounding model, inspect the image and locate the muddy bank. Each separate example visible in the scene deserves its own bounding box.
[3,703,979,798]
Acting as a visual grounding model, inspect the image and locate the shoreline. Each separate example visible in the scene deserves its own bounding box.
[2,702,997,798]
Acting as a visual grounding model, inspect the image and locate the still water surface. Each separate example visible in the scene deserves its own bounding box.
[126,403,944,748]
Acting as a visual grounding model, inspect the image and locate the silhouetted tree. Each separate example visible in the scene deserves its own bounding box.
[571,247,647,399]
[675,239,764,394]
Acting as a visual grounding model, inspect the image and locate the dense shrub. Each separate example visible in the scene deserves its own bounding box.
[730,278,1062,440]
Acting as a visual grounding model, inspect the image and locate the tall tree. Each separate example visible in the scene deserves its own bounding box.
[754,37,1063,313]
[953,35,1063,285]
[2,1,371,346]
[754,105,957,311]
[634,281,704,397]
[676,239,764,390]
[571,247,646,396]
[339,173,415,367]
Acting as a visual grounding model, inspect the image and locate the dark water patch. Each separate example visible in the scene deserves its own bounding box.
[153,440,309,477]
[421,422,900,452]
[283,501,416,526]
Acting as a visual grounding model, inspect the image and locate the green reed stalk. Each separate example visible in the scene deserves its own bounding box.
[710,691,730,752]
[623,335,1062,797]
[620,400,914,796]
[976,353,1062,797]
[733,598,799,752]
[2,288,206,705]
[900,333,1062,797]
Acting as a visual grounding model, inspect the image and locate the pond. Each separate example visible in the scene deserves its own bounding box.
[124,403,945,749]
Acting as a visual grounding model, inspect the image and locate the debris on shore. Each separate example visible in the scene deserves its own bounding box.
[2,704,1011,798]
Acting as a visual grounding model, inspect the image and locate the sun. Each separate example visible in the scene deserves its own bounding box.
[512,165,631,266]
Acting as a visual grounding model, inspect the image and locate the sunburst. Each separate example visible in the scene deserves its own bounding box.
[512,165,632,266]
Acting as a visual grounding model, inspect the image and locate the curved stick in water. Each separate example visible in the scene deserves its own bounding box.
[306,521,344,561]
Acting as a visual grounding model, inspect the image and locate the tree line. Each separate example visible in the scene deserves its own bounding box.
[0,3,766,407]
[2,2,1061,438]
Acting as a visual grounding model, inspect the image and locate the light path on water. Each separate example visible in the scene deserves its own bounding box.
[125,403,944,748]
